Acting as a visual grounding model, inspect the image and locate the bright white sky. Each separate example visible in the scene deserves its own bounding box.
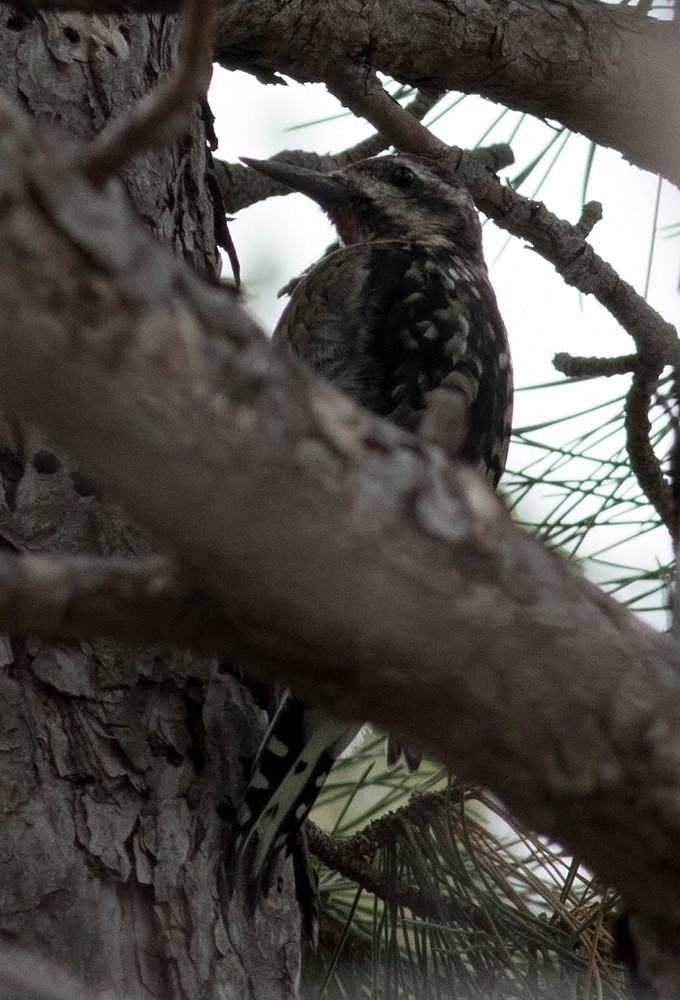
[210,67,680,626]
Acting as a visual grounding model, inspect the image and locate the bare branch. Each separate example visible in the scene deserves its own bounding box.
[625,364,675,528]
[661,376,680,634]
[319,74,679,374]
[328,67,448,159]
[342,86,444,163]
[553,353,639,378]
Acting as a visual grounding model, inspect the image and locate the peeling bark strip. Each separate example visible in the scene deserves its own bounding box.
[2,94,680,964]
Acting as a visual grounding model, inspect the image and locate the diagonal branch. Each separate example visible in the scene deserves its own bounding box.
[625,364,675,529]
[3,99,680,979]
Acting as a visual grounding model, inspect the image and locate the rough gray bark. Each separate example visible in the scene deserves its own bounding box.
[0,10,300,1000]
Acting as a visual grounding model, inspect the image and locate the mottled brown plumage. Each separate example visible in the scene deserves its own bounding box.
[232,153,513,895]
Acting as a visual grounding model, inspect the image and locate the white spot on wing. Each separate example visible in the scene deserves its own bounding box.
[250,770,270,791]
[267,736,289,757]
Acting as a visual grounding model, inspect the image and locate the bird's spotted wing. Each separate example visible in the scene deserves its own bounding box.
[275,242,513,483]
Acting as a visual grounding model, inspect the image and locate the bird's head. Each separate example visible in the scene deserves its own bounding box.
[241,153,483,260]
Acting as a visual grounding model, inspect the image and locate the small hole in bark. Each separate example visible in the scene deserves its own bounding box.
[33,450,61,474]
[216,801,236,822]
[70,470,101,499]
[0,449,25,511]
[62,26,80,43]
[7,13,28,30]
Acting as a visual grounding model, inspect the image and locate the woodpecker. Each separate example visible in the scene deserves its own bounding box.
[232,153,513,896]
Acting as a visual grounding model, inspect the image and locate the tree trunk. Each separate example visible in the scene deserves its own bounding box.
[0,10,300,997]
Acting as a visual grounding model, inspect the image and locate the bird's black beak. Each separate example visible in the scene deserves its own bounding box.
[240,157,355,207]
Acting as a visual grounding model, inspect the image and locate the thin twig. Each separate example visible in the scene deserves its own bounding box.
[625,364,675,530]
[656,375,680,632]
[672,376,680,635]
[574,200,604,238]
[86,0,214,185]
[553,353,639,378]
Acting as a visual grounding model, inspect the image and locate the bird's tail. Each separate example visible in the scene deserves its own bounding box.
[228,691,359,898]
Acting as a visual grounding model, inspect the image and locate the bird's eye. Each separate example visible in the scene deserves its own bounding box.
[389,164,416,189]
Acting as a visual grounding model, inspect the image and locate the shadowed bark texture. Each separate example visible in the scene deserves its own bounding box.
[0,10,300,999]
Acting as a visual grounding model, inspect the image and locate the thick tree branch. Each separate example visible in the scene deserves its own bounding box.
[5,0,677,183]
[3,99,680,977]
[212,0,679,185]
